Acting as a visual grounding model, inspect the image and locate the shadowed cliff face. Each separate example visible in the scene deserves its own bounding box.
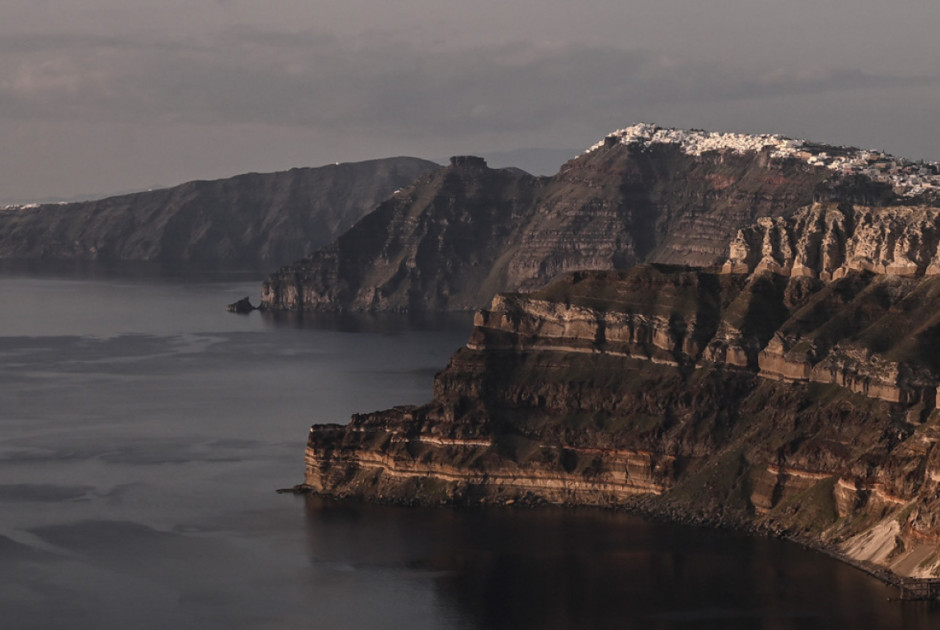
[262,156,540,312]
[0,157,439,266]
[261,144,832,312]
[304,261,940,581]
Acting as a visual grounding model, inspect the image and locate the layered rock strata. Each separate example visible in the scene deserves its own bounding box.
[723,202,940,280]
[304,264,940,581]
[262,156,540,311]
[262,129,833,311]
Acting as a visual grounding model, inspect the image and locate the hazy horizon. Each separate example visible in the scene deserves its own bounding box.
[3,0,939,201]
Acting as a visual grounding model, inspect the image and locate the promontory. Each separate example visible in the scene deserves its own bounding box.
[295,125,940,587]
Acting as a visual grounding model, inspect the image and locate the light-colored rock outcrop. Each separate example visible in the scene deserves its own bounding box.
[724,203,940,281]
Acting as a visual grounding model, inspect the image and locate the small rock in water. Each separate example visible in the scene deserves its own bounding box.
[227,296,256,314]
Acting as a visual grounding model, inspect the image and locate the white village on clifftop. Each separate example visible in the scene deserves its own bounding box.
[591,123,940,198]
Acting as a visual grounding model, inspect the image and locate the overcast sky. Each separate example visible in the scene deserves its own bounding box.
[2,0,939,201]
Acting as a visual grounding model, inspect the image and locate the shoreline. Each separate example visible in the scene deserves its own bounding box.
[281,483,925,599]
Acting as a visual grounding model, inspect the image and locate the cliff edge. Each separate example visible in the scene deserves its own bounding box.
[302,204,940,581]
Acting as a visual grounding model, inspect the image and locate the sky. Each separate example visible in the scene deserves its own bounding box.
[2,0,939,202]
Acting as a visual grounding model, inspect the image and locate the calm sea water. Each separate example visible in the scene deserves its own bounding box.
[1,264,939,629]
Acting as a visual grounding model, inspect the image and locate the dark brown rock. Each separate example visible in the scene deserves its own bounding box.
[0,157,440,267]
[226,296,256,314]
[261,137,834,312]
[302,263,940,580]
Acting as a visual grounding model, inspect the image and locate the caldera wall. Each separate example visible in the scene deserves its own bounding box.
[303,261,940,581]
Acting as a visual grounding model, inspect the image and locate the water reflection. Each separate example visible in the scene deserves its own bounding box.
[0,259,269,283]
[303,497,940,630]
[3,266,940,629]
[259,309,475,335]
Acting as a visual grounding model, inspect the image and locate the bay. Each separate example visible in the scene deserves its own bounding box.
[1,264,938,629]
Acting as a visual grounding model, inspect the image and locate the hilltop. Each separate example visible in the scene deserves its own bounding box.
[592,123,940,198]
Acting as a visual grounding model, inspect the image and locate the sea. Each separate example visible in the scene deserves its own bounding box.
[1,263,939,629]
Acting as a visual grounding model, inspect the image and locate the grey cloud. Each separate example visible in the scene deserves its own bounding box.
[0,28,933,140]
[0,32,135,53]
[728,67,935,100]
[0,484,95,503]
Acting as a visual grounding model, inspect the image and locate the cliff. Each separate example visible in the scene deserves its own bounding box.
[724,202,940,280]
[262,156,540,311]
[261,125,838,312]
[0,157,439,266]
[302,231,940,580]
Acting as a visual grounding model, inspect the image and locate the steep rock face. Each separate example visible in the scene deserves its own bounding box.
[505,141,827,284]
[261,128,834,312]
[0,157,439,266]
[304,264,940,580]
[265,123,940,313]
[261,156,540,311]
[724,202,940,280]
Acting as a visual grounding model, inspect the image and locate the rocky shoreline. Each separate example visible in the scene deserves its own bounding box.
[298,257,940,588]
[283,482,908,596]
[272,126,940,595]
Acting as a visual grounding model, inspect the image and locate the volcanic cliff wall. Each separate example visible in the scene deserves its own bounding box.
[262,156,541,311]
[0,157,439,266]
[303,203,940,580]
[724,202,940,280]
[261,127,835,312]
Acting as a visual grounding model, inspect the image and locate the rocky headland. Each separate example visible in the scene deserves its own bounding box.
[301,198,940,584]
[0,157,439,266]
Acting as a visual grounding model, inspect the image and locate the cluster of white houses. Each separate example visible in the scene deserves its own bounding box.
[807,149,940,197]
[594,123,940,198]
